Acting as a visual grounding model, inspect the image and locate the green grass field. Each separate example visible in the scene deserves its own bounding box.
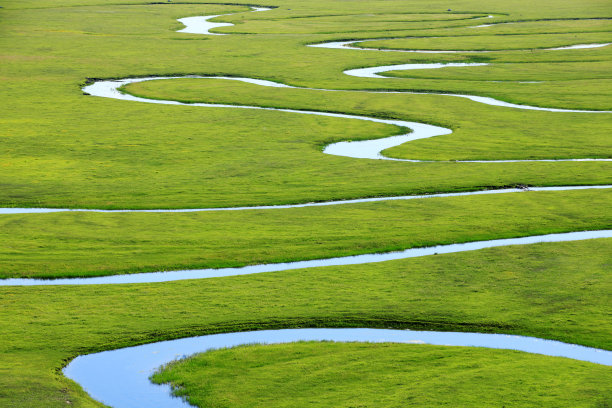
[2,189,612,279]
[0,0,610,406]
[151,342,612,407]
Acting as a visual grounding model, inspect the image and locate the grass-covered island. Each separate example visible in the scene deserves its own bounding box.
[152,341,611,407]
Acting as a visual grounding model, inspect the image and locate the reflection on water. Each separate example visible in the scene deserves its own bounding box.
[176,7,272,35]
[2,230,611,286]
[12,7,610,408]
[310,38,611,53]
[344,62,489,78]
[177,15,233,35]
[64,328,612,408]
[2,186,612,214]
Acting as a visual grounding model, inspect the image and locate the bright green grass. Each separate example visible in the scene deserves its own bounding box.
[1,189,611,278]
[125,76,612,160]
[5,71,611,208]
[378,76,612,113]
[214,13,489,34]
[373,61,612,82]
[425,18,612,38]
[1,2,612,208]
[358,32,612,51]
[1,0,611,406]
[124,58,612,112]
[151,342,612,408]
[0,239,611,407]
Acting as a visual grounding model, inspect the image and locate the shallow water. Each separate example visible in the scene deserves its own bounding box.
[21,7,612,407]
[443,92,612,113]
[82,76,455,161]
[2,186,611,214]
[83,76,612,165]
[4,67,610,221]
[176,7,272,35]
[63,328,612,408]
[2,14,609,282]
[310,39,490,53]
[176,15,233,35]
[548,42,611,50]
[309,39,611,54]
[2,230,611,286]
[344,62,489,78]
[308,39,482,54]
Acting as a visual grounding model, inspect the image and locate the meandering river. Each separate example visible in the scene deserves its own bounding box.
[63,328,612,408]
[4,6,611,407]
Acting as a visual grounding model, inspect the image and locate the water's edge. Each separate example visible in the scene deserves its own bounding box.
[13,6,612,408]
[310,38,611,53]
[3,230,611,286]
[82,76,612,168]
[63,328,612,408]
[3,185,611,214]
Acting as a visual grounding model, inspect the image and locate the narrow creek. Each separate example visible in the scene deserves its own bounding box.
[2,229,611,286]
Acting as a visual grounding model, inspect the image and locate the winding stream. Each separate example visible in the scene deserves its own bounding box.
[177,7,271,35]
[7,6,612,407]
[63,328,612,408]
[343,62,490,77]
[2,185,611,214]
[2,230,611,286]
[310,39,611,53]
[82,75,612,164]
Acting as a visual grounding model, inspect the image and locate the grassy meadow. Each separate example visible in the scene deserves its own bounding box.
[0,0,610,406]
[1,189,612,279]
[1,239,611,407]
[151,341,612,407]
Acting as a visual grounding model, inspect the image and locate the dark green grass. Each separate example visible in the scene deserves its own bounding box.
[151,342,612,408]
[0,239,611,407]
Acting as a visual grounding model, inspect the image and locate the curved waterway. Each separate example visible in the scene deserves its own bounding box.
[340,68,612,113]
[310,39,611,53]
[177,6,271,35]
[81,76,612,165]
[2,185,611,214]
[9,7,612,407]
[64,329,612,408]
[63,328,612,408]
[2,230,611,286]
[340,64,612,113]
[343,62,490,77]
[469,17,612,29]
